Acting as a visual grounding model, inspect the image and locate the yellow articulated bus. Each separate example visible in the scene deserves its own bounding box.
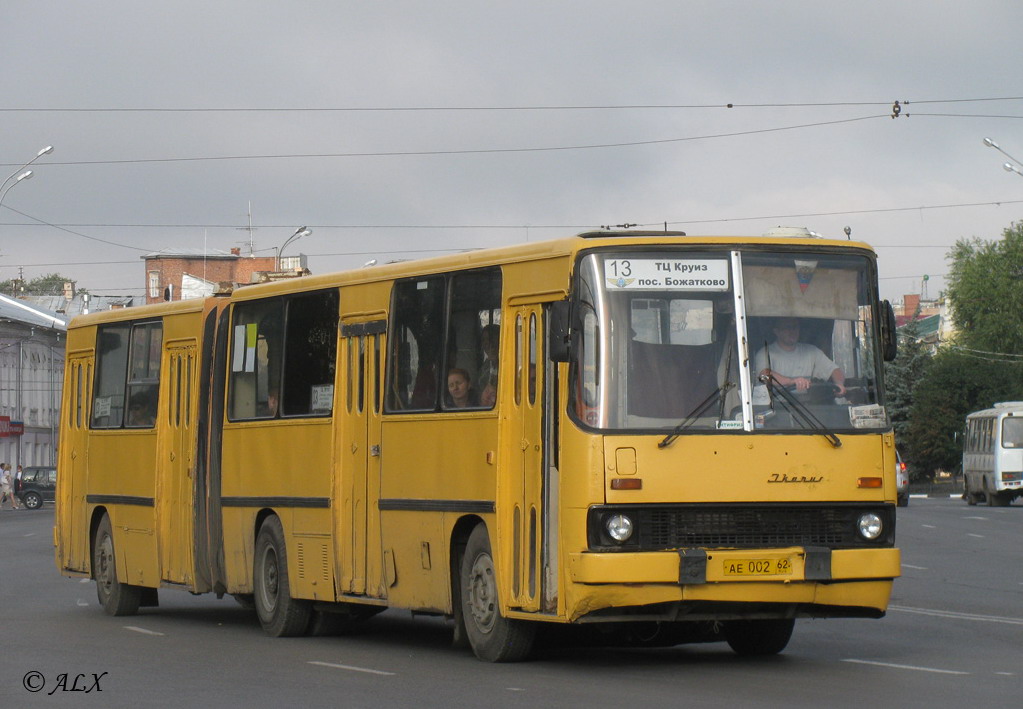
[56,230,901,661]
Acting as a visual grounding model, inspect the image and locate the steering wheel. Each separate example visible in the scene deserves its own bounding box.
[784,378,841,403]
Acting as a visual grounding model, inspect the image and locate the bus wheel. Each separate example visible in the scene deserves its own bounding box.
[460,524,536,662]
[92,515,142,616]
[254,516,311,637]
[725,618,795,656]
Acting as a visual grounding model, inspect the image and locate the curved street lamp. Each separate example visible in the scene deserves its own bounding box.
[278,226,312,270]
[984,137,1023,178]
[1,145,54,211]
[0,170,34,211]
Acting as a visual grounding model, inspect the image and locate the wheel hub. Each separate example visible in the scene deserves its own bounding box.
[468,554,497,633]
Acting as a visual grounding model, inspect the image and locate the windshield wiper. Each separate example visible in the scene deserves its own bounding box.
[658,379,735,449]
[759,373,842,448]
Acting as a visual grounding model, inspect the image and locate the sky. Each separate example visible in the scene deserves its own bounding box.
[1,1,1022,304]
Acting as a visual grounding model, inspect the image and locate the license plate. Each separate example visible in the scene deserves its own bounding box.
[722,557,793,577]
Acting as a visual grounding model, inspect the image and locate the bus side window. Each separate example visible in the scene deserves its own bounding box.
[281,290,338,416]
[125,322,162,428]
[92,321,162,429]
[228,299,283,420]
[386,278,445,412]
[443,269,501,411]
[92,323,131,428]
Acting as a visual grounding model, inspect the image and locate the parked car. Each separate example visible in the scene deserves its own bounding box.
[895,450,909,507]
[15,466,57,510]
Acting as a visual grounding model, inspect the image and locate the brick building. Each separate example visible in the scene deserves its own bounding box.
[142,248,277,304]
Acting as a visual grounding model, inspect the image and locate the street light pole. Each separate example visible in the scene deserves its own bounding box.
[0,170,34,211]
[983,137,1023,178]
[278,226,312,270]
[1,145,53,211]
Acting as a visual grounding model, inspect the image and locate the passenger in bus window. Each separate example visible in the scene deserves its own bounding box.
[262,389,279,417]
[446,368,478,408]
[480,372,497,408]
[754,317,846,396]
[127,390,157,427]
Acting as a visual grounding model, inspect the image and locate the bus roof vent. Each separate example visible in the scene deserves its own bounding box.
[763,226,821,238]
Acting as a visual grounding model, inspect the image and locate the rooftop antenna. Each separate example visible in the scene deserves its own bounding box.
[235,200,258,256]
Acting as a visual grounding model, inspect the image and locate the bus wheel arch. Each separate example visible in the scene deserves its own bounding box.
[253,514,312,637]
[459,522,536,662]
[449,515,484,649]
[91,512,143,616]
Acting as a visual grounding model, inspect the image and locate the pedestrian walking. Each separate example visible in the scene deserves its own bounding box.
[1,463,21,510]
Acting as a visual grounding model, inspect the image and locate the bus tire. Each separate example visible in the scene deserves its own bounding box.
[92,514,142,616]
[460,524,536,662]
[725,618,795,656]
[254,516,311,637]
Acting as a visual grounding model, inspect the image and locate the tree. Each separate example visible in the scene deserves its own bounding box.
[907,350,1023,477]
[901,220,1023,478]
[884,314,931,478]
[0,273,83,297]
[945,221,1023,357]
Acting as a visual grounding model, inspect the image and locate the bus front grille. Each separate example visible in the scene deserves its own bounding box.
[587,503,895,551]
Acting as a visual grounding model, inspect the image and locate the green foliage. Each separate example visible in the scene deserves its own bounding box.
[907,350,1023,477]
[945,221,1023,356]
[898,221,1023,479]
[884,315,931,477]
[0,273,81,297]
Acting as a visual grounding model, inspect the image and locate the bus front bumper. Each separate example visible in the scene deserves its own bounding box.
[570,547,901,585]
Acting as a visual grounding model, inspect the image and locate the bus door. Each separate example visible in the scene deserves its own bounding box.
[157,341,197,585]
[60,353,94,572]
[507,305,554,613]
[336,320,386,597]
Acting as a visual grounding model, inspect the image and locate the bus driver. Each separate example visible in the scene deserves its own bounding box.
[754,317,846,396]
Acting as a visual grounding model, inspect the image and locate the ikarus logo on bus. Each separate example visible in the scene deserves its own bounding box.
[766,473,824,484]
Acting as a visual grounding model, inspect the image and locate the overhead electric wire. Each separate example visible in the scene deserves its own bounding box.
[0,204,151,252]
[4,198,1021,233]
[0,116,890,168]
[0,95,1020,112]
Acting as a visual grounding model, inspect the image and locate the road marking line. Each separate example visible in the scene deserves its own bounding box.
[79,579,90,584]
[921,524,936,529]
[963,516,988,520]
[124,626,165,636]
[967,533,985,538]
[76,599,89,606]
[843,659,968,675]
[308,661,394,676]
[889,605,1023,626]
[901,564,928,570]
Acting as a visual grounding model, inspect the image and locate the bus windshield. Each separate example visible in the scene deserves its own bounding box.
[569,248,886,433]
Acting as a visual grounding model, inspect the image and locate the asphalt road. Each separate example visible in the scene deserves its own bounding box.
[2,497,1020,708]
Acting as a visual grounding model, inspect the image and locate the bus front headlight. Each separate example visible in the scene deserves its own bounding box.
[857,512,883,540]
[605,514,634,543]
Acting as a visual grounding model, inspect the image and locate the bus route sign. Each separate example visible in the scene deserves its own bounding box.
[604,258,730,291]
